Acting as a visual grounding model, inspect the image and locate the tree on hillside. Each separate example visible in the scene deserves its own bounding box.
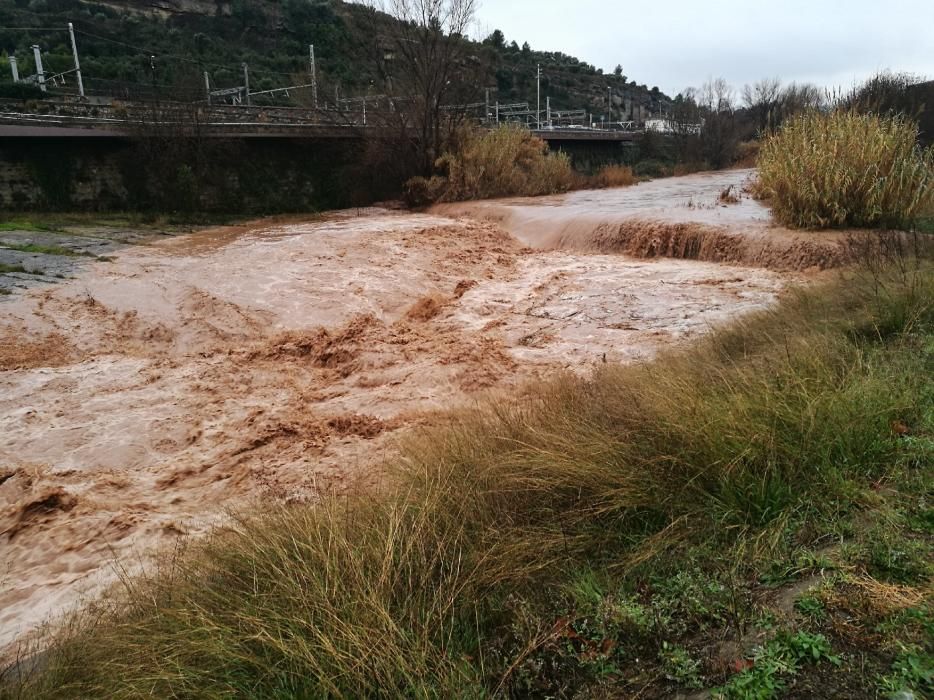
[484,29,505,48]
[742,77,782,133]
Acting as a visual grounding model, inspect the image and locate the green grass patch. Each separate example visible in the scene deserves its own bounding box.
[0,243,92,258]
[0,218,57,233]
[0,263,29,274]
[917,216,934,235]
[3,261,933,698]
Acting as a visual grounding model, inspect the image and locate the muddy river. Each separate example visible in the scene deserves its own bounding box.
[0,170,842,657]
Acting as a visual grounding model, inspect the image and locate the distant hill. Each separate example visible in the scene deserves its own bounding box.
[0,0,670,120]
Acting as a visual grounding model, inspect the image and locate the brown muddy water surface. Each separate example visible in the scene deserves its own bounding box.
[0,171,827,658]
[434,169,849,270]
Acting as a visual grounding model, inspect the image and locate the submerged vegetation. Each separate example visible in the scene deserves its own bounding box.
[4,258,932,698]
[756,111,934,229]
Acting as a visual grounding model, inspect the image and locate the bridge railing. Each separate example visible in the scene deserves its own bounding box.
[0,98,643,141]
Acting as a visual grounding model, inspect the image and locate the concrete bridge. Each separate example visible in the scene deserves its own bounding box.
[0,100,640,143]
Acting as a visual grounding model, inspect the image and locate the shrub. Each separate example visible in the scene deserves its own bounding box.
[0,83,46,100]
[403,125,574,204]
[633,159,671,178]
[589,164,637,188]
[756,110,934,229]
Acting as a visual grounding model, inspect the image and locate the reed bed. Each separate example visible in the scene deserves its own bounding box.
[756,110,934,229]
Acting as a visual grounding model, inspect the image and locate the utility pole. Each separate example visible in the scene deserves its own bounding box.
[204,71,211,104]
[308,44,318,109]
[546,96,551,128]
[536,63,541,129]
[67,23,84,98]
[32,46,46,92]
[495,101,499,124]
[485,87,490,123]
[242,62,250,106]
[607,86,612,126]
[9,56,18,83]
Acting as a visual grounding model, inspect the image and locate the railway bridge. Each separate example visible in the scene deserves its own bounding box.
[0,100,641,144]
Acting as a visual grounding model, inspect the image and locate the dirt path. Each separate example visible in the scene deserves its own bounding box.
[1,188,802,658]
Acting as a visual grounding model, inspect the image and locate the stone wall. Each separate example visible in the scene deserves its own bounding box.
[0,139,129,210]
[0,137,361,213]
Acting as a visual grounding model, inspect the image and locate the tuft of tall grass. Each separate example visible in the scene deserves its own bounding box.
[588,164,638,189]
[404,125,574,205]
[4,263,933,698]
[756,110,934,229]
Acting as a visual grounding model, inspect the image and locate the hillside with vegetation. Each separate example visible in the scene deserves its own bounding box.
[0,0,669,117]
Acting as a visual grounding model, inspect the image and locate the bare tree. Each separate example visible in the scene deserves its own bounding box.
[364,0,481,174]
[120,90,211,211]
[742,77,782,132]
[779,82,824,119]
[696,78,738,168]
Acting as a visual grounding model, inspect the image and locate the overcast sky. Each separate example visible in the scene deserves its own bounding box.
[474,0,934,97]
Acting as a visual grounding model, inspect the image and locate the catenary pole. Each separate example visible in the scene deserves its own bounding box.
[32,46,46,92]
[536,63,541,129]
[68,23,84,97]
[309,44,318,109]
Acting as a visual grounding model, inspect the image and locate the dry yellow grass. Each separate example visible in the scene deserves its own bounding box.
[589,165,638,189]
[404,125,575,204]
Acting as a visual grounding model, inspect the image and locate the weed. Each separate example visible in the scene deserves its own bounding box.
[649,571,733,635]
[714,631,840,699]
[0,243,89,258]
[659,642,703,688]
[783,631,841,665]
[878,646,934,696]
[0,263,28,274]
[0,219,56,233]
[794,595,827,621]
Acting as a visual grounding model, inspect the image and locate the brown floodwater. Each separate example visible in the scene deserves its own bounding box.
[1,170,815,658]
[434,169,850,270]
